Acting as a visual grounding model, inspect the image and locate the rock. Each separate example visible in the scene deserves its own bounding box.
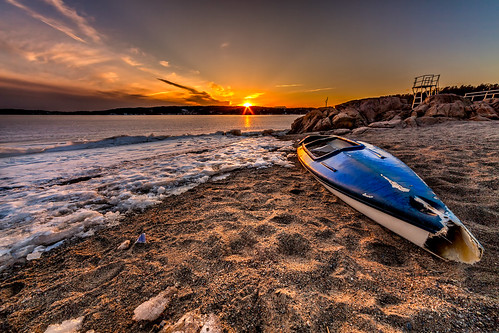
[472,102,498,120]
[133,287,177,321]
[227,129,242,136]
[261,129,274,135]
[404,116,418,128]
[332,112,357,129]
[332,128,351,135]
[312,117,332,132]
[289,110,324,134]
[420,94,472,119]
[352,126,369,135]
[469,115,491,121]
[412,103,429,117]
[44,316,84,333]
[488,98,499,113]
[117,240,130,250]
[336,96,411,123]
[160,310,222,333]
[287,93,489,134]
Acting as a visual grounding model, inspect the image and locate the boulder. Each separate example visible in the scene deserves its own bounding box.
[312,116,332,132]
[420,94,472,119]
[472,101,498,120]
[404,116,418,128]
[289,109,324,134]
[337,96,411,123]
[488,98,499,113]
[332,112,357,129]
[227,129,242,136]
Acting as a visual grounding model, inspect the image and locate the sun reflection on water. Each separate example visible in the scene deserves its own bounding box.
[243,115,252,128]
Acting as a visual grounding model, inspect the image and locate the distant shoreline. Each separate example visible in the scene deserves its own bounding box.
[0,106,311,116]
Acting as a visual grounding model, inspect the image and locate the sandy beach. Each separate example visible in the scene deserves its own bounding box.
[1,121,498,332]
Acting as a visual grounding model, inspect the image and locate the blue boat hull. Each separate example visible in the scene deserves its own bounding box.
[297,135,483,264]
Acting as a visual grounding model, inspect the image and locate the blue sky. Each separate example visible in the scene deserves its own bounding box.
[0,0,498,110]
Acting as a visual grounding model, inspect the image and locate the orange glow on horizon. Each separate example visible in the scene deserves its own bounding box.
[242,107,254,115]
[242,101,254,115]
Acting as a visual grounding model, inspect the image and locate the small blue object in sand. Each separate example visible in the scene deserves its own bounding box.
[135,233,146,244]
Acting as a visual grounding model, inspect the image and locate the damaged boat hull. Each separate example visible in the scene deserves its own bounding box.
[297,135,483,264]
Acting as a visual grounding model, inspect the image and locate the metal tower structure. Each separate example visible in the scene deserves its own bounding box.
[412,74,440,108]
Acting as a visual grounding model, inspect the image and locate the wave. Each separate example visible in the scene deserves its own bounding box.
[0,130,286,158]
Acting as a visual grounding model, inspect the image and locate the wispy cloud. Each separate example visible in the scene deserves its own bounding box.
[158,78,228,105]
[159,60,170,67]
[44,0,101,43]
[244,92,265,99]
[6,0,86,42]
[28,43,112,66]
[220,42,230,48]
[276,83,303,88]
[6,0,101,43]
[304,87,335,92]
[121,56,142,67]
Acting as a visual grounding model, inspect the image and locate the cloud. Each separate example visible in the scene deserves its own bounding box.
[99,72,119,83]
[304,87,335,92]
[32,43,112,66]
[6,0,85,42]
[122,56,142,67]
[210,82,234,98]
[6,0,101,43]
[220,42,230,48]
[276,83,303,88]
[159,60,170,67]
[44,0,101,43]
[244,92,265,99]
[157,78,228,105]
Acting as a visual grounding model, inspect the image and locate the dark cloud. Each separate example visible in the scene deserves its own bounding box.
[157,78,228,106]
[0,77,174,111]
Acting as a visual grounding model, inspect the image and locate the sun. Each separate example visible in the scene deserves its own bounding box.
[243,102,252,108]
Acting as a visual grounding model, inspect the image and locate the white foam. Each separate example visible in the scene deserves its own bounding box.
[0,134,293,271]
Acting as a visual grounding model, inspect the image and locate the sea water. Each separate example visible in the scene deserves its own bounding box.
[0,114,299,271]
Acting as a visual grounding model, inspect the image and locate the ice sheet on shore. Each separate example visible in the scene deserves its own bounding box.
[0,134,293,271]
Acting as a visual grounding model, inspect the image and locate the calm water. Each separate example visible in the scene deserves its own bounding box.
[0,114,298,271]
[0,114,299,152]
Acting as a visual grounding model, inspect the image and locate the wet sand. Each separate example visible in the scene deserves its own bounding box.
[1,121,498,332]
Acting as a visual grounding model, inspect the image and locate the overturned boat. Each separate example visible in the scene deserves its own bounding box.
[297,135,483,264]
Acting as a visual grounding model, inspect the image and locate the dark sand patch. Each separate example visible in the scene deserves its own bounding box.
[1,121,498,332]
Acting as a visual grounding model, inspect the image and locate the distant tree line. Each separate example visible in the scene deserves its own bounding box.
[438,83,499,96]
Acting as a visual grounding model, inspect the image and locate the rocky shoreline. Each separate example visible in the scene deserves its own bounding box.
[289,94,499,134]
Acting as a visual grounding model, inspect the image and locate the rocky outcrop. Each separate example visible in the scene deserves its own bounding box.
[470,101,499,120]
[336,96,411,123]
[290,94,498,134]
[412,94,472,118]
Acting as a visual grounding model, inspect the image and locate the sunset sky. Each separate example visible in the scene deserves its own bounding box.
[0,0,498,110]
